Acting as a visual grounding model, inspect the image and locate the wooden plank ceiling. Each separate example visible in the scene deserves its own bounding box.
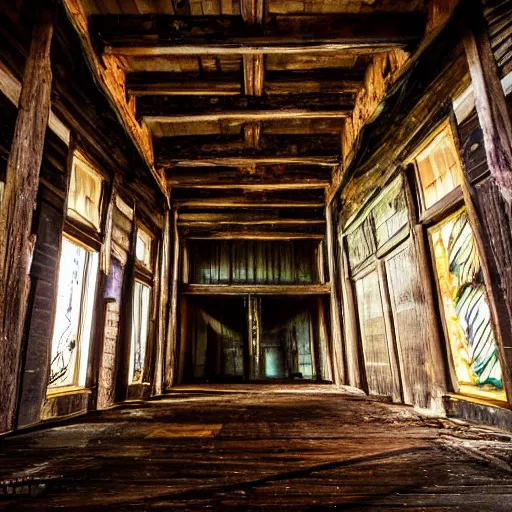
[85,0,426,240]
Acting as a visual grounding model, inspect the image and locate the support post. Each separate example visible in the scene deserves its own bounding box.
[153,209,171,395]
[325,202,345,385]
[164,208,180,388]
[0,6,53,433]
[339,239,365,390]
[248,295,261,379]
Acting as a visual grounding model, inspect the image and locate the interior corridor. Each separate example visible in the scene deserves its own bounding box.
[1,387,511,510]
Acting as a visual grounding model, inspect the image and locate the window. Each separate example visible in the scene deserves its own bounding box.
[429,209,504,398]
[67,152,103,231]
[49,237,98,389]
[135,226,152,269]
[414,123,462,210]
[129,281,151,384]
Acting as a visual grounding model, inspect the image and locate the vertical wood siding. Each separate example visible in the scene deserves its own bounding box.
[189,240,320,285]
[484,0,512,78]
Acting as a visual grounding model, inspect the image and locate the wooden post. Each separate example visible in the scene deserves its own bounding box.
[248,295,262,379]
[462,0,512,205]
[0,7,53,433]
[153,209,171,395]
[177,296,188,384]
[164,208,180,389]
[325,202,345,385]
[403,168,448,408]
[339,239,365,391]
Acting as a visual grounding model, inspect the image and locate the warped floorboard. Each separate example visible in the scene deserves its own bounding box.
[0,386,511,511]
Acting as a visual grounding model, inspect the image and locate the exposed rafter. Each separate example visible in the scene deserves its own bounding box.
[160,155,339,168]
[138,94,353,125]
[95,13,425,56]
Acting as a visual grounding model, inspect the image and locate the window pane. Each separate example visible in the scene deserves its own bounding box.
[429,209,503,396]
[416,125,461,209]
[129,281,151,384]
[49,238,98,388]
[78,251,99,386]
[135,227,152,268]
[68,154,102,230]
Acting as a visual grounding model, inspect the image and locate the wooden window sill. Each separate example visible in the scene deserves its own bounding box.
[46,386,92,399]
[444,391,510,410]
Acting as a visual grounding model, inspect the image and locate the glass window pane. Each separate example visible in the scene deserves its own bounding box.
[429,209,503,396]
[78,251,99,386]
[68,154,102,230]
[135,228,152,268]
[49,238,98,388]
[416,125,462,209]
[129,281,151,384]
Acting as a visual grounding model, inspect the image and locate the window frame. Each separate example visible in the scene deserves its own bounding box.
[65,150,107,245]
[406,120,464,223]
[407,117,505,401]
[128,278,152,385]
[128,221,156,386]
[47,233,100,393]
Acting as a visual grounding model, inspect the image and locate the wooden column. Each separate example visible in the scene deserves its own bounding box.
[403,168,448,407]
[248,295,262,379]
[164,208,180,389]
[462,1,512,205]
[339,239,365,390]
[0,7,53,433]
[325,202,345,385]
[153,209,171,395]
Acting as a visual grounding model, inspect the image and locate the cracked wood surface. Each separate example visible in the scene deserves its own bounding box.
[0,388,511,510]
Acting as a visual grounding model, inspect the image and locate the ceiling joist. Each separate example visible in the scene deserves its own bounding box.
[95,13,425,56]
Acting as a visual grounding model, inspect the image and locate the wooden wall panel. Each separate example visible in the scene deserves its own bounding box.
[190,240,320,285]
[346,217,375,272]
[355,270,397,399]
[385,244,432,409]
[17,132,69,428]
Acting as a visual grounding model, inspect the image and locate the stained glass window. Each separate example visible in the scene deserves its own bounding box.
[129,281,151,384]
[429,209,504,397]
[49,237,98,388]
[415,124,462,209]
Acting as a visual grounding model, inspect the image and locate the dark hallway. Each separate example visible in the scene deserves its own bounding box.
[1,387,511,510]
[1,0,512,509]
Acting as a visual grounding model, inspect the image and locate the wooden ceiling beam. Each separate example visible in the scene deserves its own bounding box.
[95,13,425,56]
[160,155,338,168]
[138,94,353,123]
[182,231,325,240]
[178,211,325,223]
[174,198,325,208]
[181,284,331,295]
[168,171,330,189]
[126,72,241,96]
[145,110,349,123]
[158,134,340,165]
[126,70,363,97]
[178,218,326,227]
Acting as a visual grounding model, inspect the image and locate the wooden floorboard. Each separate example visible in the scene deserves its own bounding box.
[0,386,511,510]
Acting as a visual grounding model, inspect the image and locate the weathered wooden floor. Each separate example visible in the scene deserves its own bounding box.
[1,386,511,511]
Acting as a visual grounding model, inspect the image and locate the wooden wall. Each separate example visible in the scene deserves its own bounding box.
[189,240,321,285]
[0,1,168,433]
[484,0,512,78]
[17,131,70,427]
[339,175,439,409]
